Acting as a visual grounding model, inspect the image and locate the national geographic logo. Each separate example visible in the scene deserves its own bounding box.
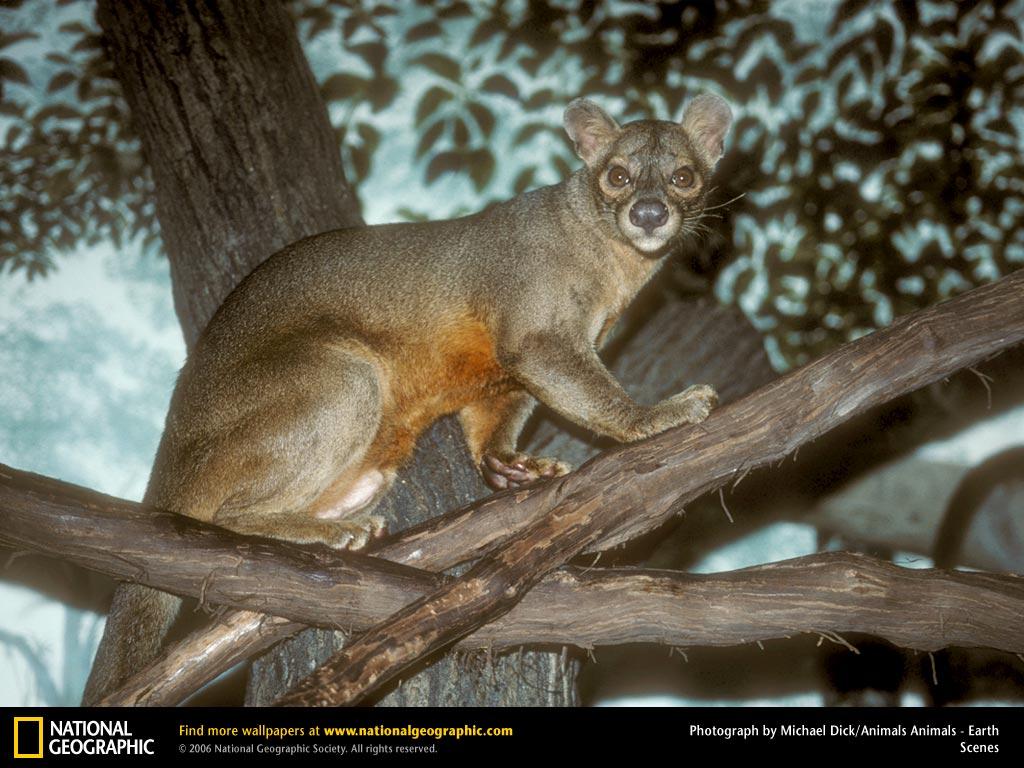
[12,717,155,758]
[13,717,42,759]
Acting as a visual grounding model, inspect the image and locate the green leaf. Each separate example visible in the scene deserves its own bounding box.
[0,58,29,85]
[57,21,90,35]
[499,36,519,62]
[341,16,362,41]
[406,21,442,43]
[513,167,537,194]
[438,2,472,19]
[76,76,94,102]
[71,34,104,54]
[519,54,543,75]
[412,53,460,82]
[468,19,501,48]
[452,117,469,147]
[468,148,494,191]
[35,104,80,121]
[416,119,445,159]
[468,20,502,48]
[467,102,494,136]
[513,122,548,146]
[481,74,517,99]
[356,123,380,153]
[523,89,555,110]
[321,73,367,102]
[304,8,334,40]
[46,70,76,93]
[366,75,398,112]
[0,31,37,49]
[425,150,463,184]
[415,85,450,127]
[395,206,429,222]
[350,42,387,72]
[5,123,23,145]
[348,146,370,181]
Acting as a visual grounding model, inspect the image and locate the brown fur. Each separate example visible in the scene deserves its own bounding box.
[82,94,733,704]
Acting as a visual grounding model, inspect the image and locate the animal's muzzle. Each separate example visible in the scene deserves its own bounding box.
[628,198,669,234]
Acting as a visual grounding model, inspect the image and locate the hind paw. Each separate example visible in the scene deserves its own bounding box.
[481,452,571,491]
[328,514,388,551]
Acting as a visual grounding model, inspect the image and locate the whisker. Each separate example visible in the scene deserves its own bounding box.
[702,192,746,212]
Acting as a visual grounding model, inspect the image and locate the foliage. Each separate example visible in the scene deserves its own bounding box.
[0,9,156,281]
[1,0,1022,365]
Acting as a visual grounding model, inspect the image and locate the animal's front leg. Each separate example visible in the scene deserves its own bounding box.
[460,391,572,491]
[501,333,718,443]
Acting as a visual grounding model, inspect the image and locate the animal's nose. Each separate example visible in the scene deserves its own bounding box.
[628,199,669,234]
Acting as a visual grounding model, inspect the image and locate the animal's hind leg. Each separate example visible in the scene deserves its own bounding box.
[224,468,396,550]
[209,345,392,550]
[460,390,572,491]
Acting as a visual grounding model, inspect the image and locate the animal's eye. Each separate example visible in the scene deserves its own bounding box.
[606,166,630,188]
[671,166,695,188]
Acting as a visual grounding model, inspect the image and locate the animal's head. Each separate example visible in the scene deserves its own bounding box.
[564,94,733,255]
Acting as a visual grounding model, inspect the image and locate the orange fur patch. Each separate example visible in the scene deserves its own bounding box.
[364,317,511,471]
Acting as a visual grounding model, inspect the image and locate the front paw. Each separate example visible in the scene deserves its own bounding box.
[481,452,572,491]
[668,384,718,424]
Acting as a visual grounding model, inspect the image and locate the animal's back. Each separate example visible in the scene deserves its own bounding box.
[148,195,558,523]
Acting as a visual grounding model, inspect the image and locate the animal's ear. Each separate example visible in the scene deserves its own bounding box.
[563,98,620,166]
[680,93,733,165]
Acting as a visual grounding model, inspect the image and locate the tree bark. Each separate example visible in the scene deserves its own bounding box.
[273,269,1024,705]
[246,293,771,704]
[16,267,1017,704]
[94,0,575,706]
[4,463,1023,707]
[73,0,1024,706]
[97,0,362,346]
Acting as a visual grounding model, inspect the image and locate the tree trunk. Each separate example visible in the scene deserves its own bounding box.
[97,0,362,346]
[246,416,581,706]
[96,0,577,706]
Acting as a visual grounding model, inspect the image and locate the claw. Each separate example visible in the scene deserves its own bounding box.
[481,452,572,491]
[331,514,388,551]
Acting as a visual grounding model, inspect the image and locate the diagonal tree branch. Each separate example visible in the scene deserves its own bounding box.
[2,270,1022,705]
[108,555,1024,706]
[72,298,1024,707]
[273,268,1024,705]
[2,464,1023,705]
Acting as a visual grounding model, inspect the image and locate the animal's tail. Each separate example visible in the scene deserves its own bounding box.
[81,583,182,705]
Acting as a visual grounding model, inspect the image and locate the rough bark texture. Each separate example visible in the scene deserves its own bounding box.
[3,273,1022,704]
[273,269,1024,705]
[81,272,1024,708]
[97,0,362,346]
[246,416,581,706]
[4,463,1023,707]
[247,294,771,705]
[94,0,574,706]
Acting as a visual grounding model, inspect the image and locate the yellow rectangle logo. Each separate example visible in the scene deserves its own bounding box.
[13,717,43,759]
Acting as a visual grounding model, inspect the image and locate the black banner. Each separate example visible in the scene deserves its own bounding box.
[1,706,1020,763]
